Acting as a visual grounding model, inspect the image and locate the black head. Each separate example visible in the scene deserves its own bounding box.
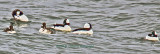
[9,25,14,31]
[42,22,46,28]
[152,30,157,35]
[12,9,23,17]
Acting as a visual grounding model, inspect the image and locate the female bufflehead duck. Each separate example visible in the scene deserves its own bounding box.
[3,25,16,33]
[145,31,159,41]
[51,19,71,31]
[72,23,93,35]
[39,22,54,34]
[12,9,29,22]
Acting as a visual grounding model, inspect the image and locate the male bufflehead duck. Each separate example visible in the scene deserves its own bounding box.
[51,19,71,31]
[12,9,29,22]
[72,23,93,35]
[3,25,16,33]
[39,22,54,34]
[145,31,159,41]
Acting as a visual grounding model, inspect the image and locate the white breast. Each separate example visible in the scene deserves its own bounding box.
[15,15,29,22]
[39,28,52,34]
[19,15,29,21]
[39,28,44,32]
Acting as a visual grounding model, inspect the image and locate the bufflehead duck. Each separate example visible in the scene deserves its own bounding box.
[12,9,29,22]
[145,31,159,41]
[72,23,93,35]
[39,22,54,34]
[51,19,71,31]
[3,25,16,33]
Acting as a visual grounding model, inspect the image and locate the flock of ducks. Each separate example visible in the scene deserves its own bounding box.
[3,9,93,35]
[3,9,159,41]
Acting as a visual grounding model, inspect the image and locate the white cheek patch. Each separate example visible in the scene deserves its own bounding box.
[66,19,69,23]
[84,23,90,28]
[16,11,20,16]
[155,32,157,35]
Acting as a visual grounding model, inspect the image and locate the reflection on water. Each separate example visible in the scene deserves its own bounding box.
[18,24,28,28]
[11,20,29,28]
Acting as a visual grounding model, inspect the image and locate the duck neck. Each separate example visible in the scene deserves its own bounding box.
[42,25,46,29]
[9,26,14,31]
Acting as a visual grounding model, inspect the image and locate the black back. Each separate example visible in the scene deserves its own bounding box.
[72,28,91,32]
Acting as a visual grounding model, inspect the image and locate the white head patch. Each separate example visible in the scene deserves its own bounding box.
[84,23,90,28]
[16,11,20,16]
[155,31,157,35]
[66,19,69,23]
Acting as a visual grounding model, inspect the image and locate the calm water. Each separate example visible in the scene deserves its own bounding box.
[0,0,160,54]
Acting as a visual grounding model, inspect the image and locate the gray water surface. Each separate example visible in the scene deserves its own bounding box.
[0,0,160,54]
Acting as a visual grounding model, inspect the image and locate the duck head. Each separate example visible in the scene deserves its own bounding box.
[16,11,20,16]
[152,31,158,37]
[9,25,14,31]
[84,23,92,29]
[41,22,46,29]
[12,9,23,17]
[63,19,70,25]
[152,31,157,35]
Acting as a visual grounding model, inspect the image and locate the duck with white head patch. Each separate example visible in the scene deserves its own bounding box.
[4,23,16,33]
[12,9,29,22]
[39,22,54,34]
[145,31,159,41]
[51,19,71,31]
[72,23,93,35]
